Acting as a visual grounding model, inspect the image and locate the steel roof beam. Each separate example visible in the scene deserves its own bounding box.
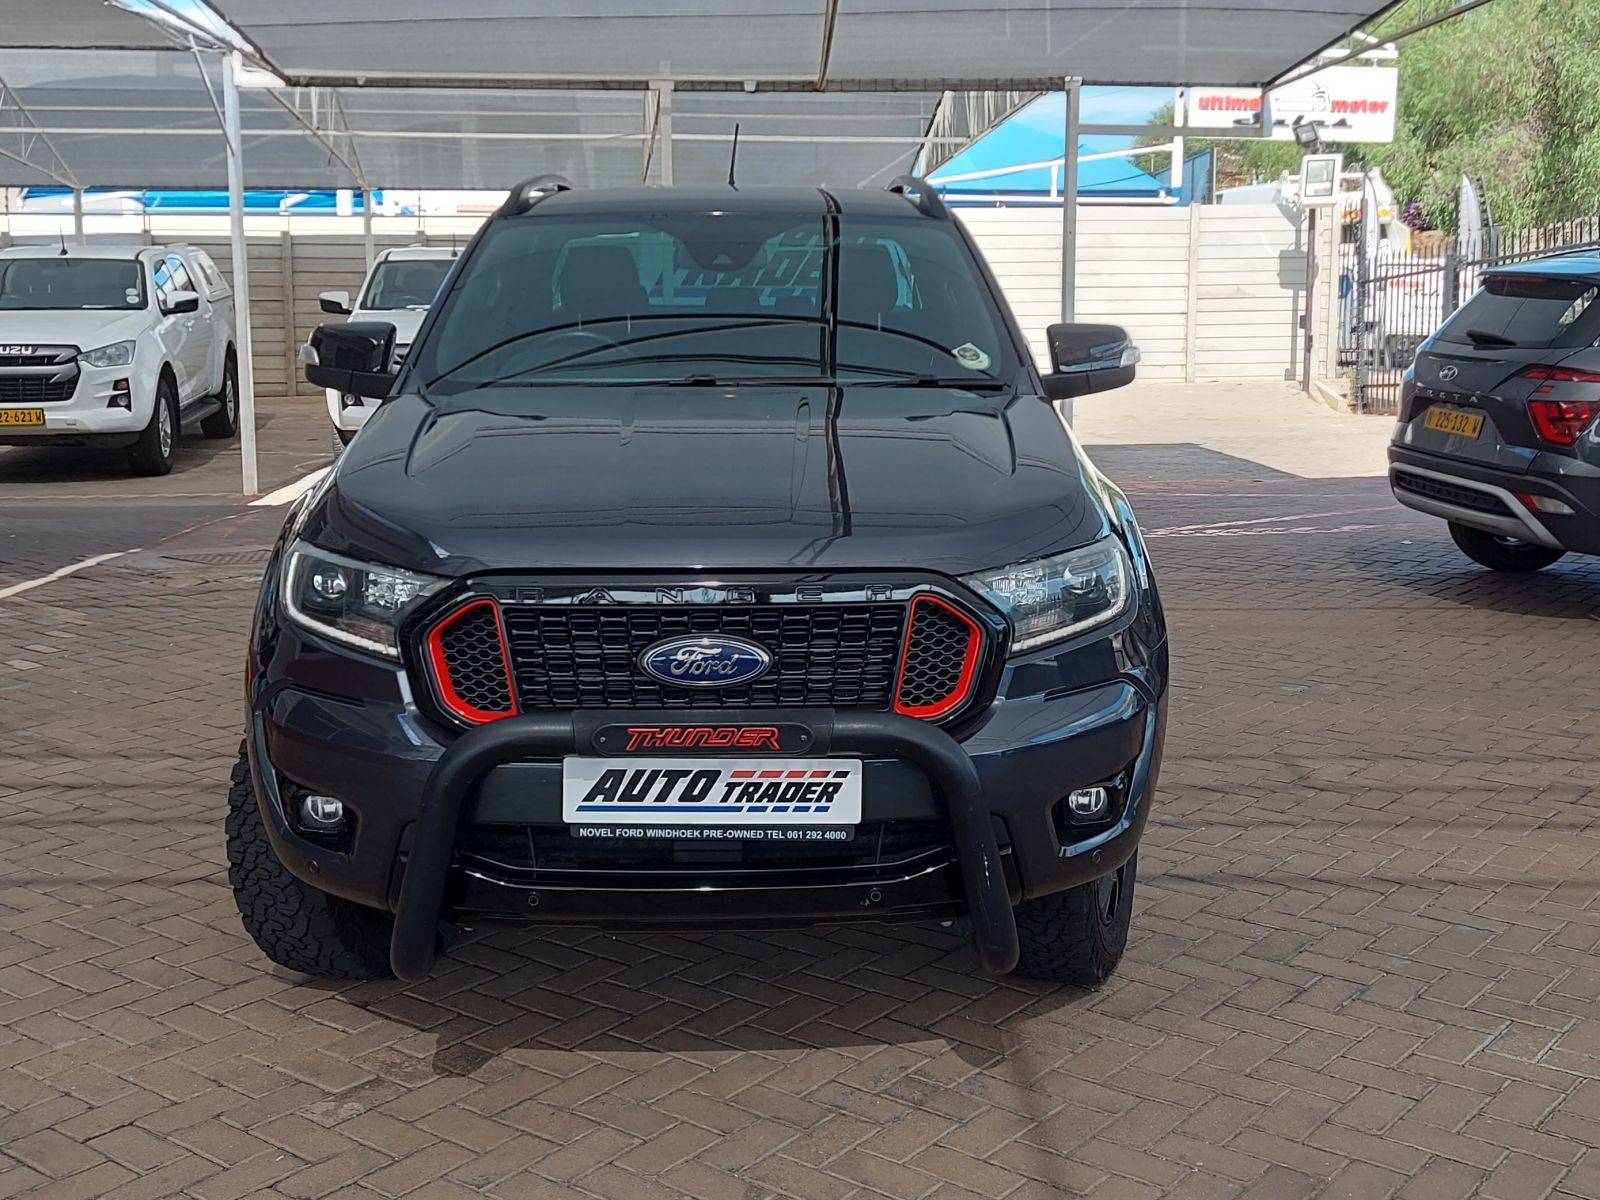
[0,76,79,188]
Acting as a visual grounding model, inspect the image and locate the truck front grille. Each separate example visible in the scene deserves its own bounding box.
[421,588,992,727]
[503,604,906,711]
[0,375,75,404]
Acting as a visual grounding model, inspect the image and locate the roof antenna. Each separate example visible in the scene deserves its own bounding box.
[727,123,741,190]
[57,228,68,257]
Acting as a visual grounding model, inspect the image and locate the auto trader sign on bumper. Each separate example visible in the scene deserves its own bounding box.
[1187,66,1398,144]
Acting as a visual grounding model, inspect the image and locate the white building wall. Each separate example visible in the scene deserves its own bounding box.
[960,204,1308,383]
[1,205,1309,397]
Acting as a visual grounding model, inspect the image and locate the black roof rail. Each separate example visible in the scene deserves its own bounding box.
[501,174,574,215]
[886,175,950,220]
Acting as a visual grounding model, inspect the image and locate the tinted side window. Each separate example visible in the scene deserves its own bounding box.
[1438,273,1600,349]
[189,251,227,295]
[165,256,194,295]
[152,257,175,308]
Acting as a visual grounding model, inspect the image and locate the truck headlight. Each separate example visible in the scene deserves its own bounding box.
[80,340,136,368]
[962,536,1133,653]
[282,540,446,657]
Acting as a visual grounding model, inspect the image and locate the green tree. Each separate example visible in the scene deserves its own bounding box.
[1132,102,1305,188]
[1133,0,1600,229]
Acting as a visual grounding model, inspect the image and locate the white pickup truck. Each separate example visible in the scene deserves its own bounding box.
[0,242,238,475]
[319,245,457,443]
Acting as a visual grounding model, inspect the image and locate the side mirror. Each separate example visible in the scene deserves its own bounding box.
[164,290,201,315]
[319,290,353,316]
[1041,323,1139,401]
[302,321,397,400]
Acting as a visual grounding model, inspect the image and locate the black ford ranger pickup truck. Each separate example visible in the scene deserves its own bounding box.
[231,178,1169,987]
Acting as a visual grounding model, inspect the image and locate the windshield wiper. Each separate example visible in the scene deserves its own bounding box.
[661,374,836,387]
[1464,328,1518,348]
[854,374,1013,392]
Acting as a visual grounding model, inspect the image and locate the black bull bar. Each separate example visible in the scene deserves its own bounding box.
[390,709,1021,981]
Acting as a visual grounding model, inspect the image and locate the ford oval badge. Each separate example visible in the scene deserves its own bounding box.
[639,634,772,688]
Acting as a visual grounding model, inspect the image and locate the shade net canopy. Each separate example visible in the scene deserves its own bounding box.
[205,0,1382,91]
[0,0,1398,190]
[0,50,950,188]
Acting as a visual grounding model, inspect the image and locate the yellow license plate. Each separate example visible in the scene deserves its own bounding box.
[0,407,44,427]
[1423,405,1484,439]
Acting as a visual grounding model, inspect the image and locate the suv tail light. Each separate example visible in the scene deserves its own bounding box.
[1522,366,1600,446]
[893,594,983,721]
[425,598,518,724]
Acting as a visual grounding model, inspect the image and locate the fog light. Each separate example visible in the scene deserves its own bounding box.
[299,794,346,831]
[1067,786,1109,819]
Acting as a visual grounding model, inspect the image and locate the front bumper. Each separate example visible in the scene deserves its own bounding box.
[392,711,1026,980]
[0,361,152,444]
[324,387,372,432]
[249,637,1165,981]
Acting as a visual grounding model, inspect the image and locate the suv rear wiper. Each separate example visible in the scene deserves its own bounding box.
[855,375,1013,392]
[1464,328,1518,348]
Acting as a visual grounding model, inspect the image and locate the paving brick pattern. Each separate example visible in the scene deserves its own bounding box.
[3,457,1600,1199]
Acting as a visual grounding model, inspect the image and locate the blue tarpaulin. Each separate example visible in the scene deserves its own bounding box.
[931,91,1174,203]
[20,188,386,214]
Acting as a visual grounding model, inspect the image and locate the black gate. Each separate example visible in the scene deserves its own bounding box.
[1341,213,1600,414]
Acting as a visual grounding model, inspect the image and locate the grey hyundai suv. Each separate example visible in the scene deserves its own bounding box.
[1390,255,1600,571]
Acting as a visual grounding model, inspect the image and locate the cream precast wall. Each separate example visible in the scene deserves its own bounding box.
[1,204,1307,397]
[958,204,1310,382]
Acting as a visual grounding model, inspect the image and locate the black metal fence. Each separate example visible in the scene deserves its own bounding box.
[1339,214,1600,413]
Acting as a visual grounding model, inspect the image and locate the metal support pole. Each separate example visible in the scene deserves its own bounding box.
[1171,87,1185,196]
[223,50,258,496]
[1300,207,1315,393]
[654,80,675,186]
[71,188,83,242]
[362,191,375,272]
[1061,78,1081,324]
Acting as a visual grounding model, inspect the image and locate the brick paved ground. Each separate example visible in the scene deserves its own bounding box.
[3,436,1599,1199]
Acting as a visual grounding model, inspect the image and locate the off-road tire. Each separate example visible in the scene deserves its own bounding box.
[127,374,178,476]
[225,745,395,980]
[1011,853,1137,987]
[1448,522,1565,573]
[201,350,239,439]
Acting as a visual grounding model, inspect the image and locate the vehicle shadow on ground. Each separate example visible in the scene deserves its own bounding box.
[1354,542,1600,617]
[317,924,1086,1072]
[0,436,233,484]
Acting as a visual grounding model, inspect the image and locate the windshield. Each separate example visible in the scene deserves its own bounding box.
[361,258,453,310]
[0,258,145,311]
[413,208,1018,392]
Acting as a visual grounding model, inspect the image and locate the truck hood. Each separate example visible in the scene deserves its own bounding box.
[350,308,429,345]
[302,386,1111,578]
[0,308,150,350]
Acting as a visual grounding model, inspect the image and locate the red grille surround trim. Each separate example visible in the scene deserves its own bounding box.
[425,597,519,725]
[893,592,984,721]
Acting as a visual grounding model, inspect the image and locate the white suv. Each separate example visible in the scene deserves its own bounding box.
[320,245,456,443]
[0,243,238,475]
